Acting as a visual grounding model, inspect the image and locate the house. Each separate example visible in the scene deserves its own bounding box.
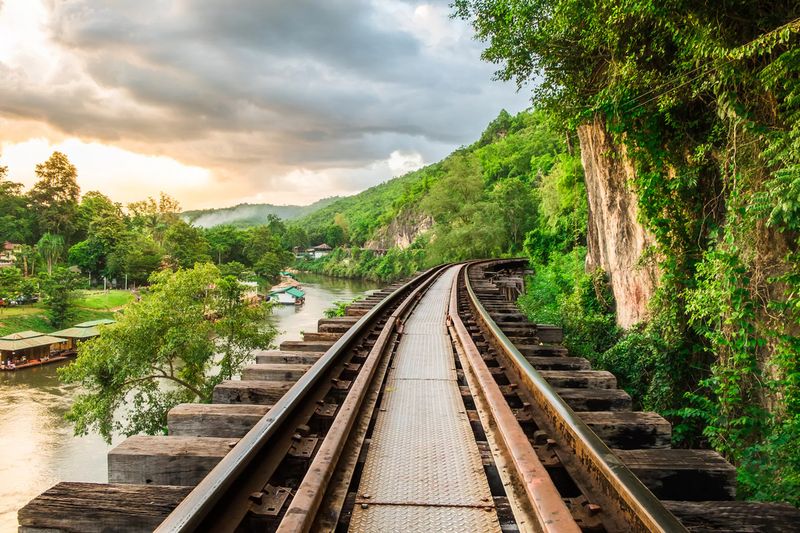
[268,286,306,305]
[51,319,116,351]
[239,281,260,302]
[0,330,68,369]
[0,242,20,268]
[308,243,332,259]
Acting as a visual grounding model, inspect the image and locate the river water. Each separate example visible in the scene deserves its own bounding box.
[0,273,380,532]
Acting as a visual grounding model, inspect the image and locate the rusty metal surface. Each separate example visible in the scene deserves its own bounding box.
[448,265,581,533]
[349,267,500,532]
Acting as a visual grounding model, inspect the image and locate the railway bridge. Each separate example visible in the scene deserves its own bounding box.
[20,260,800,532]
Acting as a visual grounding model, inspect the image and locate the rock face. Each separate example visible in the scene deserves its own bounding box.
[578,117,659,328]
[365,208,433,250]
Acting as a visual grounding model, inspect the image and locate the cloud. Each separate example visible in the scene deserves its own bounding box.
[0,0,530,208]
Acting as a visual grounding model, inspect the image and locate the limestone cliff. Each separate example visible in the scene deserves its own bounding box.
[364,208,433,250]
[578,116,659,328]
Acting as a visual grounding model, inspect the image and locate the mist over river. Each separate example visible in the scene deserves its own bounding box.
[0,273,380,532]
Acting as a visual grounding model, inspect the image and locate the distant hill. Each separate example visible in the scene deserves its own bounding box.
[183,197,340,227]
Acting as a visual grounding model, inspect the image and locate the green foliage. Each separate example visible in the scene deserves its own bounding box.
[324,296,363,318]
[297,246,425,283]
[60,263,276,442]
[40,267,80,328]
[29,151,81,240]
[457,0,800,504]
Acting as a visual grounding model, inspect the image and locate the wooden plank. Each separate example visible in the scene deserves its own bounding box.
[168,403,270,438]
[318,322,354,333]
[302,331,343,342]
[556,387,632,411]
[255,350,322,365]
[526,356,591,370]
[664,501,800,532]
[516,344,569,357]
[535,325,563,343]
[18,482,191,533]
[280,340,334,352]
[241,363,311,381]
[213,379,294,404]
[615,449,736,500]
[579,411,671,449]
[318,316,359,327]
[539,370,617,389]
[108,436,236,486]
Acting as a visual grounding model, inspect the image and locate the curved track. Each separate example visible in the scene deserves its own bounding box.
[19,260,800,532]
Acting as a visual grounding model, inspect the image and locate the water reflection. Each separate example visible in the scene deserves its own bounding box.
[0,273,381,531]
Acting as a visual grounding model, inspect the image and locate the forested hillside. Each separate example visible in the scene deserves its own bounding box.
[294,108,584,279]
[183,197,339,228]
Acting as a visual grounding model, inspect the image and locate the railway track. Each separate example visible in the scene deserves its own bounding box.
[20,261,800,532]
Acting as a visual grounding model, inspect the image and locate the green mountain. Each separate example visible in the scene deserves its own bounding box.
[183,197,340,228]
[293,108,580,266]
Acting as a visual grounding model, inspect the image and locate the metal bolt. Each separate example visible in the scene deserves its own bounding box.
[587,503,602,514]
[249,492,263,504]
[361,493,370,499]
[361,503,369,509]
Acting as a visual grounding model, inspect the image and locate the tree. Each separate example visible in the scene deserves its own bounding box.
[205,224,246,264]
[37,233,65,275]
[491,177,537,251]
[0,166,34,244]
[40,267,79,328]
[29,151,80,239]
[162,220,211,268]
[0,266,22,312]
[128,193,180,244]
[60,263,276,442]
[107,233,163,284]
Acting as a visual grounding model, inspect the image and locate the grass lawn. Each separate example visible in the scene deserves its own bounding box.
[0,291,131,336]
[0,308,117,337]
[74,290,135,310]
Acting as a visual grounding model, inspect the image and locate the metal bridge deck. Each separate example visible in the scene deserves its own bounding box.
[349,267,500,532]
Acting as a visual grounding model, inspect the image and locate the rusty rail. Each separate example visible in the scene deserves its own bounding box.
[155,265,448,532]
[462,261,688,532]
[276,265,447,532]
[448,263,580,533]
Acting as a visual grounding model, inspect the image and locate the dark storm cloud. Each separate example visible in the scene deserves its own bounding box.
[2,0,529,192]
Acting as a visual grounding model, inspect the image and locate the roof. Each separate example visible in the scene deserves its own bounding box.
[74,319,115,328]
[312,243,332,250]
[286,287,305,298]
[1,330,45,340]
[0,334,67,352]
[269,286,305,298]
[50,327,101,339]
[3,241,19,250]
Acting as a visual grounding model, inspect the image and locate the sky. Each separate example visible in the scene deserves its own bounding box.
[0,0,530,210]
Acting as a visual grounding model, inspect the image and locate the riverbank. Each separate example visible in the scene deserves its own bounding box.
[294,246,425,282]
[0,273,381,531]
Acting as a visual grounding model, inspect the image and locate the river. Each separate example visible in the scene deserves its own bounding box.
[0,273,381,532]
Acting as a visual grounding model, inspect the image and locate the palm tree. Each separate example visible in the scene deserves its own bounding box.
[37,233,64,275]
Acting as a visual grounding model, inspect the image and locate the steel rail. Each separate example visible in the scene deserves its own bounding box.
[156,265,445,533]
[448,263,580,533]
[276,264,449,532]
[463,261,688,532]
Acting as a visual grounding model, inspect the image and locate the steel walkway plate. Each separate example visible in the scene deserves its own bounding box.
[349,267,500,532]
